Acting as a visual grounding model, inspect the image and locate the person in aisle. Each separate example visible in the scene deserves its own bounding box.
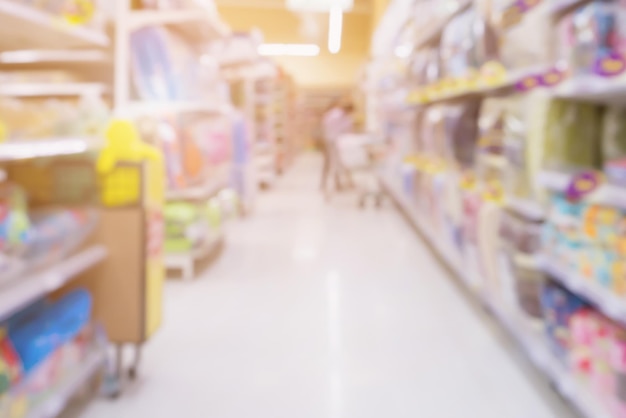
[321,100,354,195]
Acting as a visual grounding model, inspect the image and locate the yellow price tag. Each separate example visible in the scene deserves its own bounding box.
[64,0,95,25]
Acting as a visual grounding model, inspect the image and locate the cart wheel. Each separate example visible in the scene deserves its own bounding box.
[128,367,138,381]
[101,370,122,399]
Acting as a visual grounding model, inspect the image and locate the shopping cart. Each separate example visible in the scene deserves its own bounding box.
[334,133,388,208]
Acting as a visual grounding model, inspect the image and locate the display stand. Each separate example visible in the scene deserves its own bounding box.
[0,1,113,414]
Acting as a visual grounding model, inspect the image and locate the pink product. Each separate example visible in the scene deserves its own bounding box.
[568,310,626,413]
[192,121,232,165]
[462,190,482,247]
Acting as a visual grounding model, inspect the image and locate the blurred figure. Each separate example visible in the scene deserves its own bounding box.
[321,101,354,194]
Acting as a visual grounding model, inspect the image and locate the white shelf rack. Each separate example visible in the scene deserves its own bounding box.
[409,65,553,106]
[0,246,107,322]
[26,348,106,418]
[486,299,612,418]
[505,197,545,222]
[166,233,223,281]
[0,82,107,98]
[538,170,626,209]
[0,137,99,162]
[120,101,231,118]
[542,257,626,325]
[128,8,230,38]
[548,0,592,18]
[411,0,472,51]
[554,75,626,105]
[0,49,109,65]
[381,173,611,418]
[0,0,109,50]
[379,174,472,286]
[166,177,227,201]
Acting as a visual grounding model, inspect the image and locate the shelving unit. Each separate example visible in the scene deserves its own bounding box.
[0,246,107,322]
[165,232,224,281]
[0,138,99,162]
[407,65,554,106]
[26,348,107,418]
[411,0,472,51]
[542,258,626,325]
[0,49,109,65]
[381,175,611,418]
[371,0,626,416]
[0,1,116,412]
[0,82,107,98]
[538,171,626,209]
[0,0,109,50]
[166,177,228,201]
[127,8,229,38]
[121,101,232,118]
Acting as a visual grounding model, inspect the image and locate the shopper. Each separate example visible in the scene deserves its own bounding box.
[321,101,354,194]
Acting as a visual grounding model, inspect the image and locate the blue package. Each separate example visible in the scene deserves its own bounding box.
[130,28,177,101]
[9,289,92,373]
[540,281,588,359]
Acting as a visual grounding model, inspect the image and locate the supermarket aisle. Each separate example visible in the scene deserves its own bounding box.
[83,155,573,418]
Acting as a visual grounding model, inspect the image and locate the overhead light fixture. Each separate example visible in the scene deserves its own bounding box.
[257,43,320,57]
[328,5,343,54]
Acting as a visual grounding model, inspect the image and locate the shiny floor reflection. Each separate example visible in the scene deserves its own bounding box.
[82,154,573,418]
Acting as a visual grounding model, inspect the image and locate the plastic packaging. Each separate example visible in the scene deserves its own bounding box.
[9,289,92,374]
[443,99,482,168]
[542,99,603,171]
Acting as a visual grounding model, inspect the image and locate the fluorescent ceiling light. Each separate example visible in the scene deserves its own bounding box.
[258,43,320,57]
[394,45,412,58]
[286,0,353,12]
[328,6,343,54]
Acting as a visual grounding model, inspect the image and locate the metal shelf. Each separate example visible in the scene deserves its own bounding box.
[542,258,626,326]
[0,0,108,50]
[166,177,227,201]
[26,348,106,418]
[0,82,107,97]
[0,246,107,322]
[166,233,224,281]
[407,66,551,106]
[538,170,626,209]
[554,75,626,105]
[381,173,611,418]
[128,9,230,39]
[0,49,109,65]
[411,0,472,51]
[487,300,611,418]
[505,197,545,222]
[121,101,231,118]
[0,138,99,162]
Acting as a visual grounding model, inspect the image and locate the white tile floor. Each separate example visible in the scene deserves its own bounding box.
[82,155,575,418]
